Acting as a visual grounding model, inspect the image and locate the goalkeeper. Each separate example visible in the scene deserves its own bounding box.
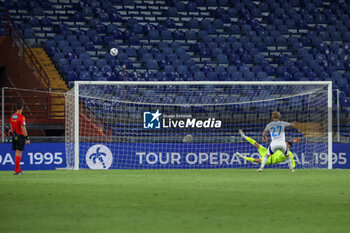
[235,130,295,171]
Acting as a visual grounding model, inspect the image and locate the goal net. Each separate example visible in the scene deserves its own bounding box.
[65,81,332,170]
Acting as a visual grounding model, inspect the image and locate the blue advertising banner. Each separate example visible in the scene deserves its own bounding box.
[79,143,350,169]
[332,143,350,169]
[0,143,349,170]
[0,143,66,171]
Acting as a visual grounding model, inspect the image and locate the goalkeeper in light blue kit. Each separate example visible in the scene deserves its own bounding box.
[258,111,296,172]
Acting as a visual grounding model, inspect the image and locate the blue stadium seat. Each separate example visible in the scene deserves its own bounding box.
[206,72,217,80]
[66,71,78,81]
[155,53,166,61]
[103,36,114,44]
[214,66,225,74]
[231,71,242,80]
[129,36,140,45]
[200,19,211,30]
[58,58,69,68]
[161,30,173,40]
[28,17,40,27]
[79,71,91,80]
[87,64,99,73]
[197,31,209,40]
[91,35,103,45]
[62,47,73,55]
[217,54,228,64]
[74,46,85,55]
[164,65,174,74]
[96,59,107,69]
[187,2,198,12]
[23,28,35,38]
[41,17,52,27]
[173,30,185,40]
[70,40,81,48]
[206,0,217,7]
[175,1,185,11]
[92,71,104,80]
[79,35,90,44]
[194,71,205,80]
[45,40,56,50]
[149,30,160,40]
[167,7,178,17]
[213,19,224,29]
[83,59,94,67]
[188,19,200,29]
[176,65,188,75]
[66,52,77,62]
[142,53,153,62]
[53,53,64,63]
[185,31,196,40]
[147,60,159,70]
[71,59,81,67]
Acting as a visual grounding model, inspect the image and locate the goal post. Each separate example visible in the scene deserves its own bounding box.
[65,81,332,170]
[328,83,333,169]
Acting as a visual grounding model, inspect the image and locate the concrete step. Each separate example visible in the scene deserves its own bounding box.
[28,48,68,119]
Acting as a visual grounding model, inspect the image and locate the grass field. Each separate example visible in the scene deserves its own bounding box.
[1,169,350,233]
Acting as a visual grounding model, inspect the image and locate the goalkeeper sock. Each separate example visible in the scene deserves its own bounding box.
[260,156,269,169]
[243,157,255,163]
[286,157,293,170]
[245,136,256,146]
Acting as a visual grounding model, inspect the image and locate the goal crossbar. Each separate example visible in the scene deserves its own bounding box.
[74,81,332,86]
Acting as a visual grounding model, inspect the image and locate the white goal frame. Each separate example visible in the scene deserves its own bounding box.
[72,81,333,170]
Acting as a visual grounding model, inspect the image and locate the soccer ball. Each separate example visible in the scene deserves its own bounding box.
[183,134,193,143]
[110,48,119,56]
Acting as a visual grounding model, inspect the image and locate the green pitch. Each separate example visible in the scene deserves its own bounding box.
[1,169,350,233]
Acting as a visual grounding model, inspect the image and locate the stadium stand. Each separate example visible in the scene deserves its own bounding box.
[1,0,350,139]
[0,0,347,89]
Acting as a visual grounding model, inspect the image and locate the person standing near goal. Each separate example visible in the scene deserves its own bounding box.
[258,111,295,172]
[10,102,30,175]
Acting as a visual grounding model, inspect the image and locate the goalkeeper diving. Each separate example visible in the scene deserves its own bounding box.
[235,129,296,171]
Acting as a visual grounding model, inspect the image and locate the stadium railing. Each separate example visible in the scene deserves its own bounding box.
[1,9,51,88]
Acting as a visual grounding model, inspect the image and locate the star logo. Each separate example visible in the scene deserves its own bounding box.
[143,110,162,129]
[150,109,162,122]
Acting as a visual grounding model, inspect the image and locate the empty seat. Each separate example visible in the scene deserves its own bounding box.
[96,59,107,68]
[176,65,188,74]
[129,36,140,45]
[142,53,153,62]
[194,71,205,80]
[188,19,200,29]
[53,53,64,63]
[212,48,223,57]
[185,31,196,40]
[83,59,94,67]
[125,48,137,57]
[71,59,81,67]
[161,30,173,40]
[79,71,91,80]
[58,58,69,68]
[167,7,178,17]
[75,47,86,55]
[149,30,160,40]
[147,60,159,69]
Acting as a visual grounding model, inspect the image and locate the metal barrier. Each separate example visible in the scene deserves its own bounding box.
[1,87,66,142]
